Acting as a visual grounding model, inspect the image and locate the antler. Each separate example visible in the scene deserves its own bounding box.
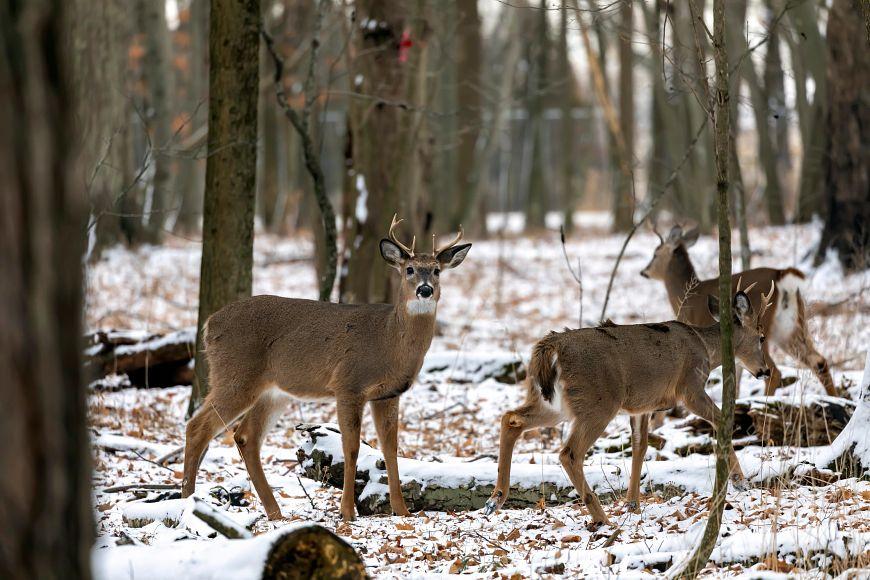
[433,226,464,255]
[647,216,664,244]
[759,280,775,318]
[388,214,415,256]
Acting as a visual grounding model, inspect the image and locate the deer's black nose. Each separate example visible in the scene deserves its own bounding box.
[416,285,433,299]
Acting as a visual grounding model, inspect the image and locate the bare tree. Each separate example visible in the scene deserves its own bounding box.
[613,0,635,231]
[189,0,261,414]
[0,0,92,576]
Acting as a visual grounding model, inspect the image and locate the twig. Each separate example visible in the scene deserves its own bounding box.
[262,8,337,302]
[559,225,584,327]
[296,474,318,512]
[102,483,180,493]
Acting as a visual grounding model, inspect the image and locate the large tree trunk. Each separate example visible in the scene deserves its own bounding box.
[189,0,260,413]
[340,0,419,304]
[0,1,92,576]
[814,0,870,271]
[139,0,174,242]
[522,0,549,231]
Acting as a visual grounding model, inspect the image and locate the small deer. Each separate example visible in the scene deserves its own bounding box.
[181,215,471,521]
[641,223,836,397]
[483,289,772,526]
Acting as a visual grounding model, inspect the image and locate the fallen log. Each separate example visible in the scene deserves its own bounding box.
[294,424,708,515]
[85,328,196,388]
[94,525,367,580]
[678,395,855,447]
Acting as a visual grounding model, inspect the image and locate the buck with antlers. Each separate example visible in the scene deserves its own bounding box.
[484,288,773,525]
[181,216,471,521]
[641,223,836,397]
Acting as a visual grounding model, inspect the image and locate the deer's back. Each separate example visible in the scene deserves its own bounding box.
[677,267,791,327]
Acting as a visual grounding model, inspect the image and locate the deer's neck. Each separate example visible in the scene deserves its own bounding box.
[390,298,437,359]
[665,246,700,314]
[691,324,724,371]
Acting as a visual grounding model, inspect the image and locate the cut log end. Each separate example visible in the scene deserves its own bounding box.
[263,525,368,580]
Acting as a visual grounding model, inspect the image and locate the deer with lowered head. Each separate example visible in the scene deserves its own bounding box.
[181,215,471,521]
[484,289,773,526]
[641,223,836,397]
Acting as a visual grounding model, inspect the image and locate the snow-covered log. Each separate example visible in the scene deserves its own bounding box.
[817,352,870,476]
[85,328,196,388]
[295,424,706,515]
[93,525,367,580]
[679,395,854,448]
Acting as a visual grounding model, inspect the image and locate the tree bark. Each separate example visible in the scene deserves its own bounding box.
[453,0,482,230]
[0,0,92,576]
[189,0,260,414]
[523,0,549,231]
[340,0,417,304]
[814,0,870,271]
[676,1,733,576]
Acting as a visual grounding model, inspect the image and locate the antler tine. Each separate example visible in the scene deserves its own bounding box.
[743,281,758,294]
[648,216,664,244]
[736,276,743,293]
[388,213,415,256]
[760,280,775,317]
[433,225,464,255]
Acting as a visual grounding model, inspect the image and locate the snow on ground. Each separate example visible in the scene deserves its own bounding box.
[87,220,870,578]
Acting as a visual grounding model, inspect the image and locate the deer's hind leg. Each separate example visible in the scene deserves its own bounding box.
[783,331,837,397]
[560,404,618,527]
[182,384,260,499]
[233,389,290,520]
[682,389,745,482]
[626,413,650,511]
[484,402,561,515]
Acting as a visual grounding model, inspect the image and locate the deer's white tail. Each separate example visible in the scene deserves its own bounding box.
[771,269,806,343]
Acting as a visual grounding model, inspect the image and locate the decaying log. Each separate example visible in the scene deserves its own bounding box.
[95,524,367,580]
[84,328,196,388]
[678,395,854,447]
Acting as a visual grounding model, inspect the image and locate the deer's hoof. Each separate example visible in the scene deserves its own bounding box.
[626,500,639,513]
[266,510,284,521]
[393,508,412,517]
[483,498,500,516]
[730,478,749,492]
[586,519,609,532]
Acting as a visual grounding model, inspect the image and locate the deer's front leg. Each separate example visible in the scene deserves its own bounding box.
[337,398,364,521]
[370,397,410,516]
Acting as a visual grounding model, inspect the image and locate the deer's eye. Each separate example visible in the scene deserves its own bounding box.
[406,267,414,275]
[760,336,766,344]
[434,268,440,276]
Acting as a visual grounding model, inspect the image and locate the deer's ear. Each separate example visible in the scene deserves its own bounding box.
[707,294,720,322]
[667,225,683,243]
[681,226,700,247]
[436,243,472,270]
[732,291,752,326]
[380,239,408,269]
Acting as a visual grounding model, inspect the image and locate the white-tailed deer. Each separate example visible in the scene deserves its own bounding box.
[483,290,772,526]
[181,216,471,521]
[641,223,836,397]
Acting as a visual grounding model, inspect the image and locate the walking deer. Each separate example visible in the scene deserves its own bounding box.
[483,289,772,526]
[181,216,471,521]
[641,223,836,397]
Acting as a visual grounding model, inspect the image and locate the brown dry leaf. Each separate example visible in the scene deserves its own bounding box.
[761,555,794,573]
[561,534,581,543]
[335,522,352,536]
[395,521,415,531]
[552,519,566,529]
[97,502,113,512]
[504,527,521,541]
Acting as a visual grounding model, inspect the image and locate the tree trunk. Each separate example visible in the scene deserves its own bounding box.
[559,2,578,233]
[71,0,130,256]
[818,352,870,477]
[789,0,828,222]
[676,1,734,576]
[139,0,174,242]
[189,0,260,414]
[814,0,869,271]
[174,0,209,232]
[453,0,481,230]
[340,0,416,304]
[0,1,92,576]
[523,0,549,231]
[613,0,634,232]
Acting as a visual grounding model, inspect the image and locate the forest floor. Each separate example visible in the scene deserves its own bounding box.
[87,219,870,578]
